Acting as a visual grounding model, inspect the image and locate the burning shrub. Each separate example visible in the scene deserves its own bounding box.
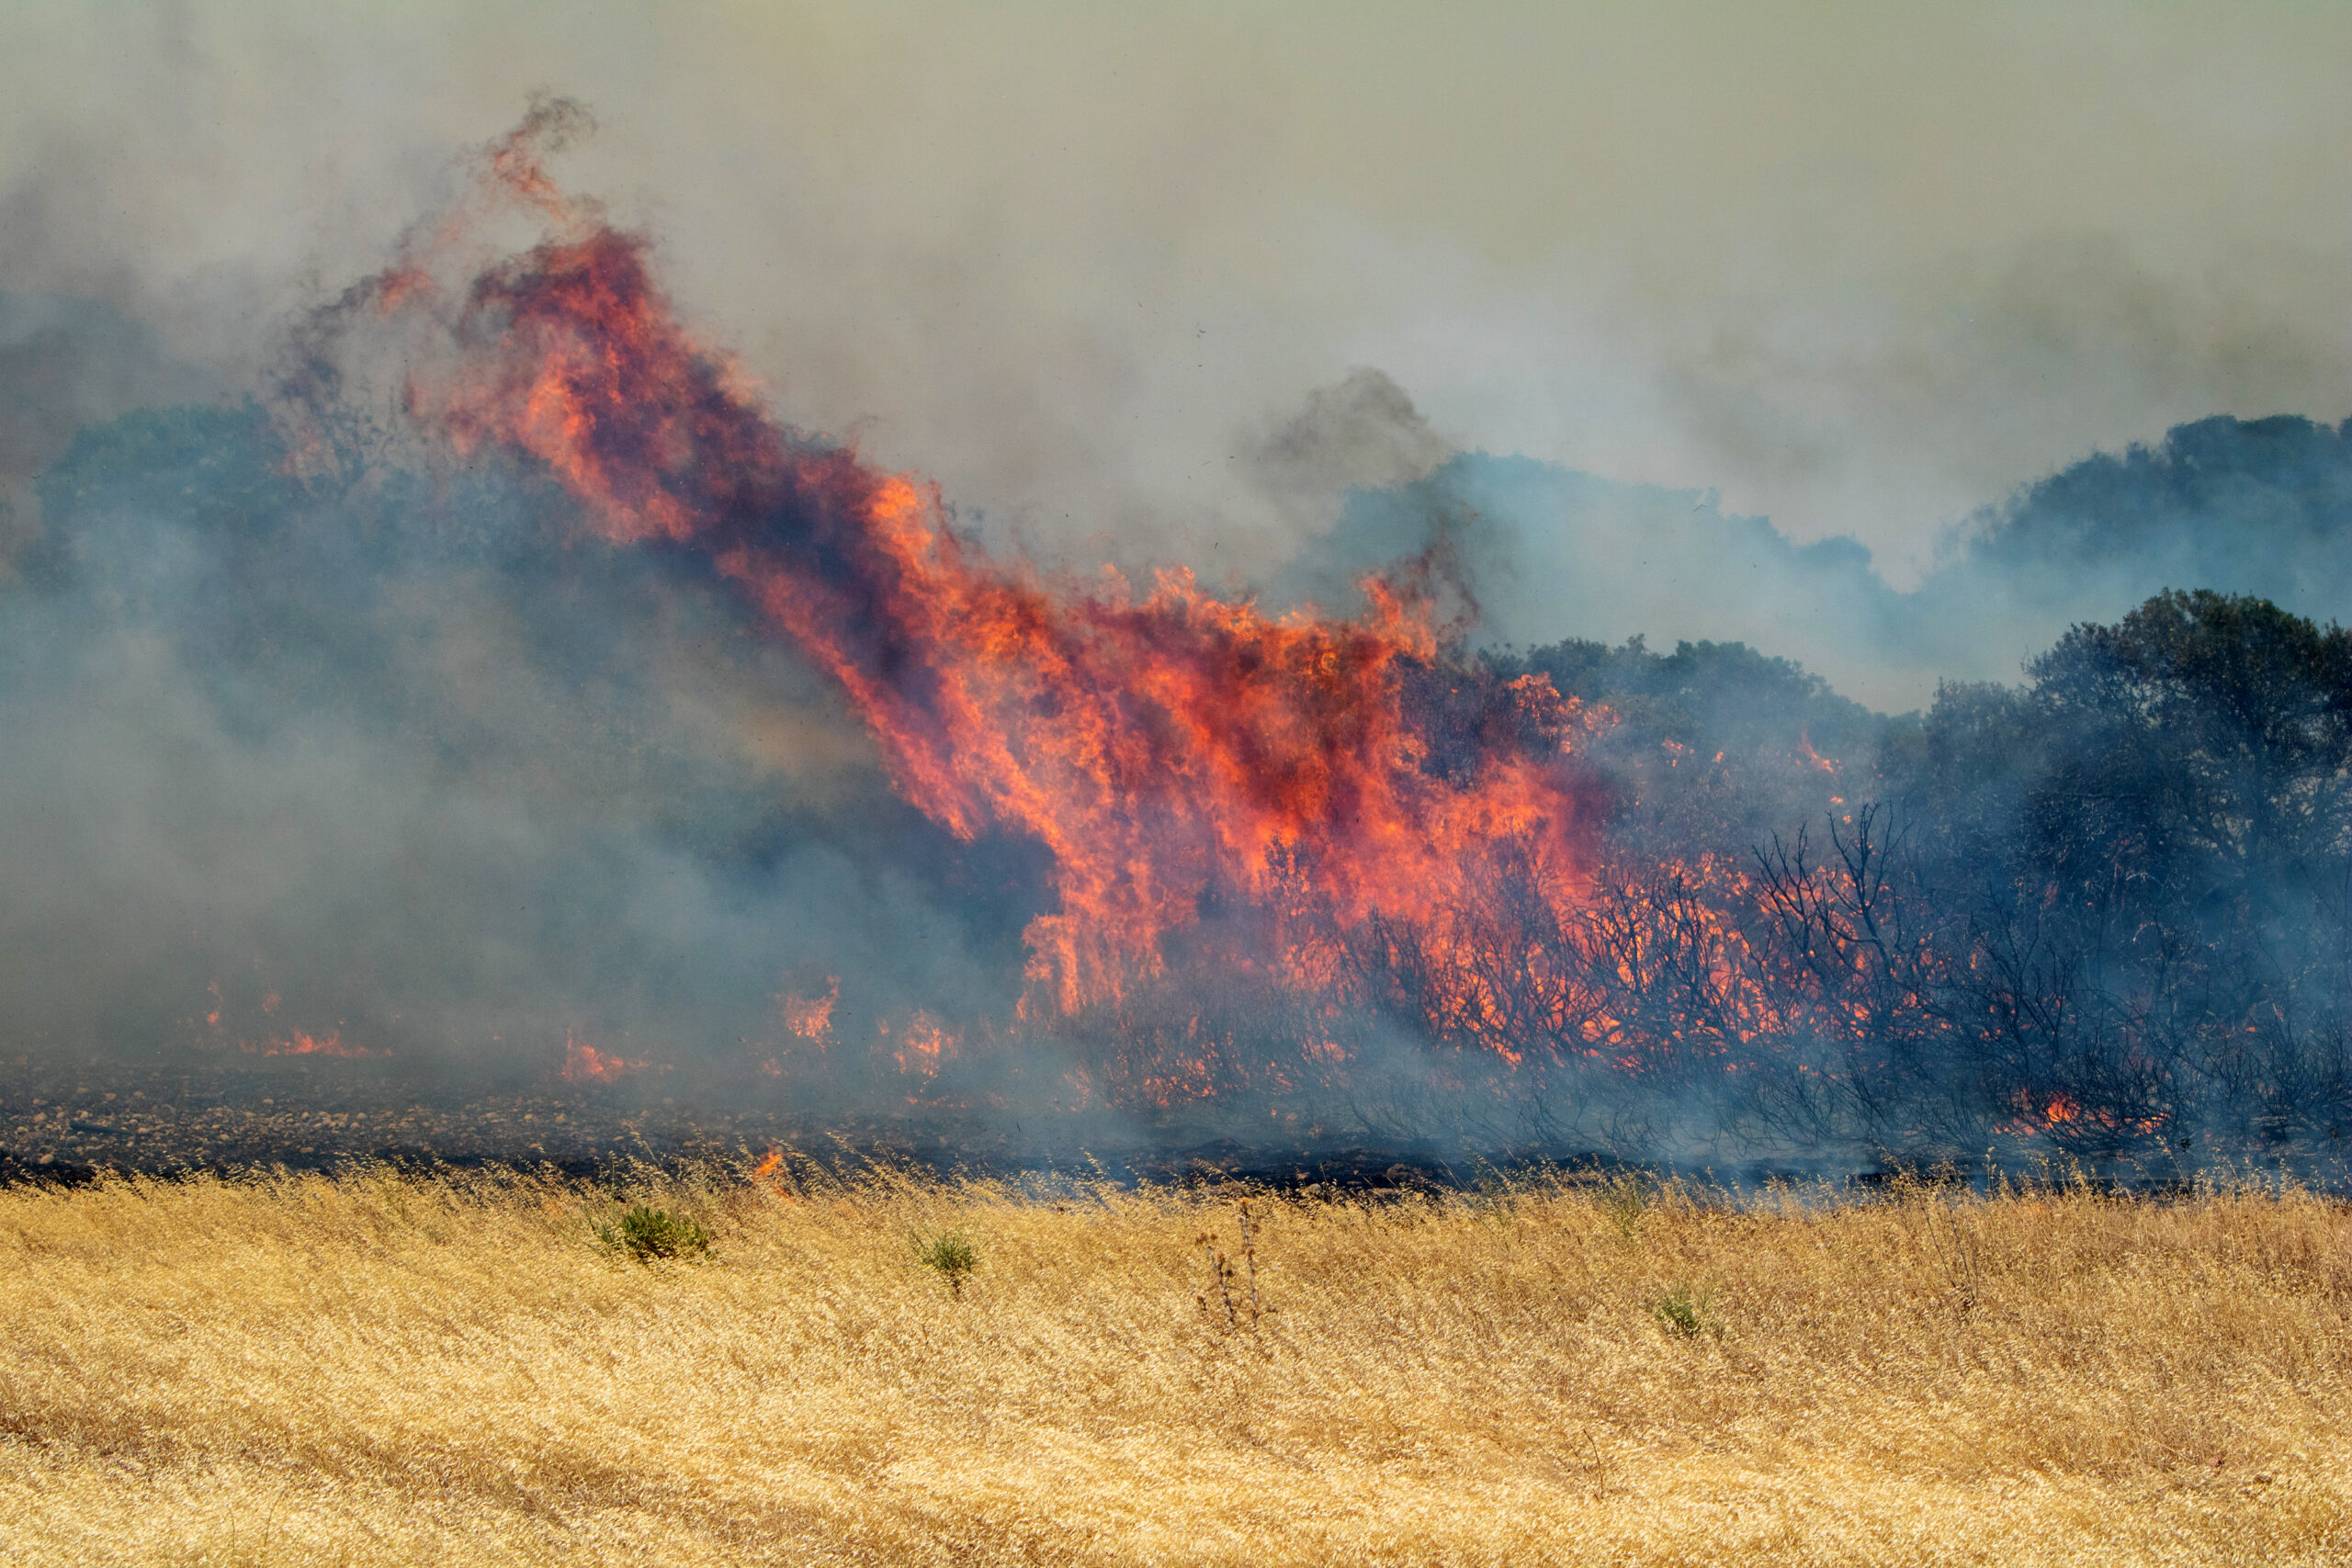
[597,1204,710,1263]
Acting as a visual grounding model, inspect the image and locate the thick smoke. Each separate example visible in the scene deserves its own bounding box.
[4,102,2350,1177]
[0,292,222,573]
[1279,408,2352,711]
[1,398,1035,1092]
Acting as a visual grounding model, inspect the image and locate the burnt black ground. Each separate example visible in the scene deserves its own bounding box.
[21,1056,2314,1196]
[0,1055,1492,1193]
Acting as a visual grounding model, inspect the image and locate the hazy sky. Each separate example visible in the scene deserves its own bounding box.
[6,1,2348,584]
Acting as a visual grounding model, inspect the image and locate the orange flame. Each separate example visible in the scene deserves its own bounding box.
[780,979,838,1045]
[560,1030,645,1084]
[263,1030,372,1059]
[885,1010,958,1079]
[323,115,2008,1117]
[379,160,1601,1017]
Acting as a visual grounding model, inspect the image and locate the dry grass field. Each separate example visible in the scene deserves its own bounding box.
[2,1161,2346,1567]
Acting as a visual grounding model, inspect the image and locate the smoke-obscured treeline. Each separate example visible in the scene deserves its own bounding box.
[1464,597,2352,1172]
[1282,412,2352,711]
[1018,597,2352,1175]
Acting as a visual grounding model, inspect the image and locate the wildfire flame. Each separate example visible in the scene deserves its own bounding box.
[318,108,2133,1144]
[560,1030,645,1085]
[370,107,1601,1017]
[886,1010,958,1079]
[263,1030,372,1059]
[779,979,838,1045]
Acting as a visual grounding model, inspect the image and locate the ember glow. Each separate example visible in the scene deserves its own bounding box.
[261,1031,372,1060]
[779,982,837,1045]
[560,1032,645,1085]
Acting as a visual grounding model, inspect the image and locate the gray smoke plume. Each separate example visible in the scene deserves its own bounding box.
[0,395,1039,1093]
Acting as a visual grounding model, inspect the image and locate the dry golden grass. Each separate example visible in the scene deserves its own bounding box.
[2,1161,2346,1566]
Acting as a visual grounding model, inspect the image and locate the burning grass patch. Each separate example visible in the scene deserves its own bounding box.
[0,1163,2346,1565]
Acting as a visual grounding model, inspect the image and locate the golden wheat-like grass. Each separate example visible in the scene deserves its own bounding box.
[1,1160,2346,1566]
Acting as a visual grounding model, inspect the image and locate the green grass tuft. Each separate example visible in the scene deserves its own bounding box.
[596,1203,711,1263]
[911,1227,981,1297]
